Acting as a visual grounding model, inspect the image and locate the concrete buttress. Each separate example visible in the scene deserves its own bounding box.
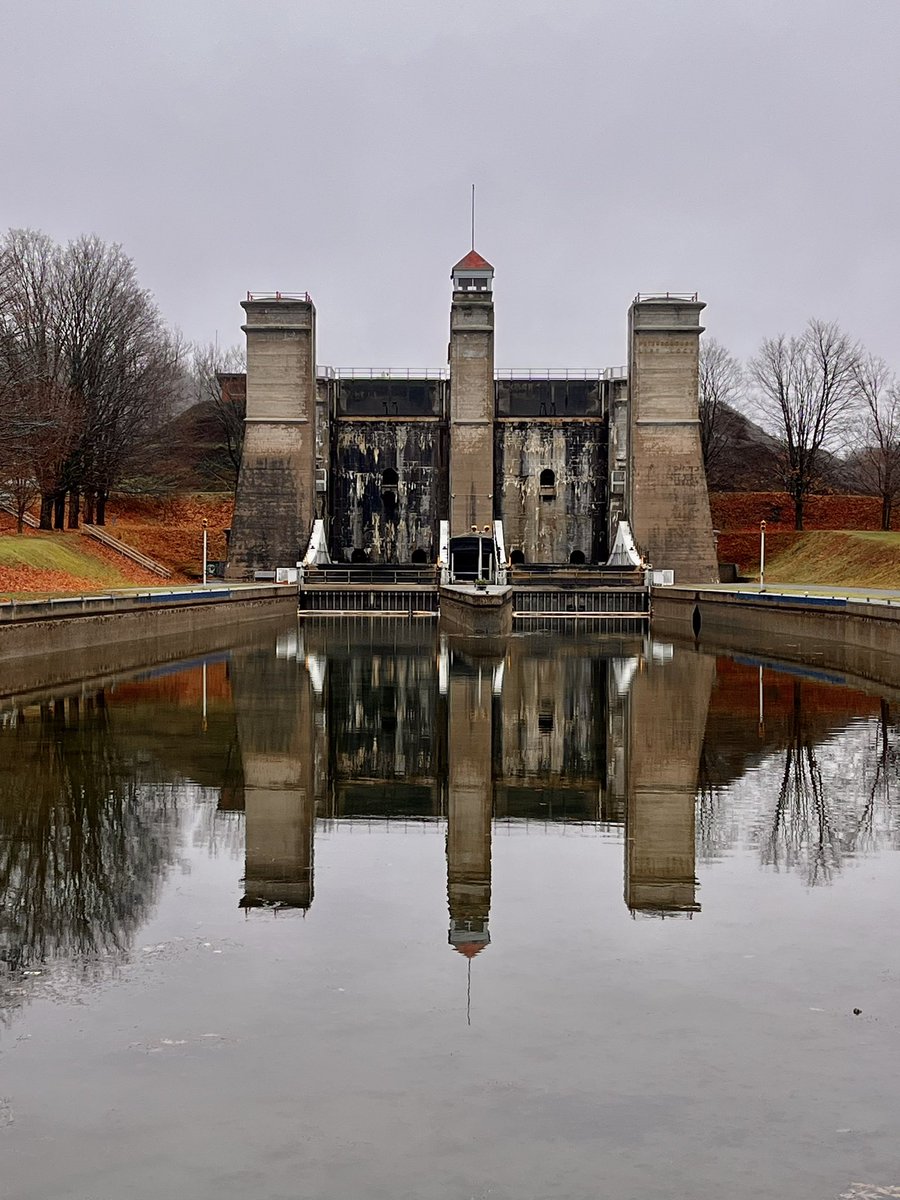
[627,296,719,583]
[226,296,317,578]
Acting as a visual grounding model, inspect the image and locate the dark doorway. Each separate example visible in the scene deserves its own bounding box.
[448,535,496,581]
[569,550,586,565]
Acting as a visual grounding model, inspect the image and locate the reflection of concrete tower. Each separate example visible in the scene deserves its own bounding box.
[449,251,495,535]
[446,667,493,956]
[227,294,318,578]
[231,643,317,910]
[622,648,715,915]
[626,296,718,583]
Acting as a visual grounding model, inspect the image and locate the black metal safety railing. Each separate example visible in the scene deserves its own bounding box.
[510,565,645,588]
[302,565,440,588]
[513,590,650,615]
[300,590,439,613]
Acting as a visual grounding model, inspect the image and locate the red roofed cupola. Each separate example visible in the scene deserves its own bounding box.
[452,249,493,293]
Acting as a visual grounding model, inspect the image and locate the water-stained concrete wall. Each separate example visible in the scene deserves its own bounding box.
[495,421,608,563]
[330,420,448,562]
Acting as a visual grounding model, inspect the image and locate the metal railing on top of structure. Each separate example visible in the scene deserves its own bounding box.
[633,292,699,303]
[302,565,439,587]
[319,367,448,381]
[245,291,312,302]
[495,367,626,381]
[316,366,628,382]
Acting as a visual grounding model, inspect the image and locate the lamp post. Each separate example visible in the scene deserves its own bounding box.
[759,519,766,593]
[202,518,209,587]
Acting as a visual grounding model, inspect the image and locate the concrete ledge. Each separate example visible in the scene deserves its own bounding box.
[439,585,513,637]
[0,585,298,665]
[653,586,900,688]
[0,612,295,703]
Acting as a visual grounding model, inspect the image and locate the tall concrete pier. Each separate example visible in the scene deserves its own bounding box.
[448,252,495,535]
[226,294,317,578]
[627,295,718,582]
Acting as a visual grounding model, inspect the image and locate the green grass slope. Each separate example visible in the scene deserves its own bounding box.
[765,530,900,589]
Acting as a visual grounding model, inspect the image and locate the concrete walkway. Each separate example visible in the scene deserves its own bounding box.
[675,582,900,604]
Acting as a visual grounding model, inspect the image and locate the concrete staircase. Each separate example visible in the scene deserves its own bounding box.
[0,502,39,529]
[81,523,173,579]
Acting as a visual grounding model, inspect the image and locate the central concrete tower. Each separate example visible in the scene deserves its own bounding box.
[627,295,718,583]
[226,293,317,579]
[448,251,495,535]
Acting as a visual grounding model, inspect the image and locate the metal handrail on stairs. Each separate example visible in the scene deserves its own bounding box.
[81,524,172,578]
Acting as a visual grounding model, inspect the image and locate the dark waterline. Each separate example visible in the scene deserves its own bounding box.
[1,619,899,1200]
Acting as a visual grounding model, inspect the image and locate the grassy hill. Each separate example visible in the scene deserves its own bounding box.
[0,530,163,597]
[764,531,900,589]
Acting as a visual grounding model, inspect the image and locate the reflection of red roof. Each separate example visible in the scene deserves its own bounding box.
[452,941,488,959]
[453,249,493,272]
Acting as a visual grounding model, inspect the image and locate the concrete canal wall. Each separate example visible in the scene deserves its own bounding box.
[0,585,298,670]
[653,586,900,689]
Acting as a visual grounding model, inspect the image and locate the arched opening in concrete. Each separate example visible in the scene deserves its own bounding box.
[382,467,399,487]
[381,489,397,515]
[539,468,555,487]
[510,549,525,564]
[692,604,702,637]
[569,549,586,565]
[411,548,428,564]
[351,548,369,563]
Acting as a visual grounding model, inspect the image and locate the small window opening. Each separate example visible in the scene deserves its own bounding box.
[381,489,397,513]
[382,467,399,486]
[411,548,428,564]
[540,469,556,487]
[510,549,525,564]
[569,550,586,565]
[351,548,368,563]
[538,709,554,733]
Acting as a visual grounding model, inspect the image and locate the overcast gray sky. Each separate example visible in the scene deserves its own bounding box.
[2,0,898,371]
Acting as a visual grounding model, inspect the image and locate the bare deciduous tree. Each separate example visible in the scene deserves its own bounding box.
[0,228,182,528]
[749,319,861,530]
[698,337,743,489]
[850,354,900,530]
[192,342,246,490]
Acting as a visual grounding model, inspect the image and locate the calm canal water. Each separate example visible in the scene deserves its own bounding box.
[1,619,899,1200]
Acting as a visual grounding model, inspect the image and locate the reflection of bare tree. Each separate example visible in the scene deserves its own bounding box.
[696,745,735,863]
[855,699,900,855]
[755,685,900,885]
[761,688,840,885]
[0,695,180,1013]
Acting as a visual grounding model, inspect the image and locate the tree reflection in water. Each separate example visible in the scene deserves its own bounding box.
[755,682,900,885]
[0,692,180,1016]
